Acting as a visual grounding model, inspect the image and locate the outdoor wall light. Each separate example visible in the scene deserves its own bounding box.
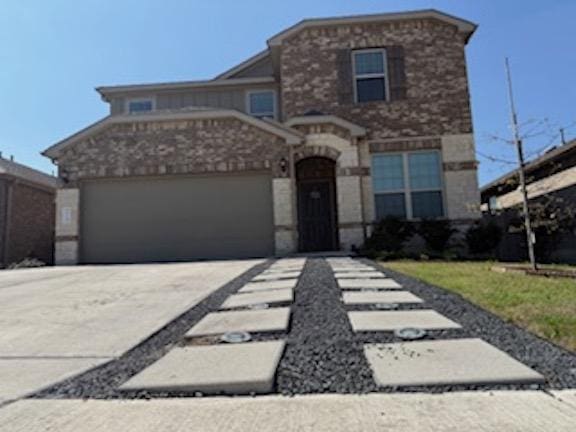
[279,157,288,173]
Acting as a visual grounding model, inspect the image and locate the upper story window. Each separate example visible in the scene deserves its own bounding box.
[353,49,388,103]
[372,151,444,220]
[127,98,154,114]
[247,90,276,119]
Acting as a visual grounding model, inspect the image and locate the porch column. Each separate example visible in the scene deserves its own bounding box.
[336,140,365,251]
[336,172,365,251]
[55,188,80,265]
[272,177,296,255]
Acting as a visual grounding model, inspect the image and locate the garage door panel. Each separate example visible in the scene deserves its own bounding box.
[80,174,274,263]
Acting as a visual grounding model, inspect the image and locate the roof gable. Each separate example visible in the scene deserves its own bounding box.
[43,109,303,160]
[268,9,477,46]
[215,50,273,80]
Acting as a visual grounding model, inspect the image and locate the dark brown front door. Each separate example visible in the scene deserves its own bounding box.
[296,157,338,252]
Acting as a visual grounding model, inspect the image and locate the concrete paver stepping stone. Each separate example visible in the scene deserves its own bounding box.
[186,308,291,337]
[348,310,461,332]
[329,265,364,270]
[364,338,545,387]
[265,267,303,273]
[332,269,375,274]
[120,341,285,394]
[220,289,293,309]
[335,272,385,279]
[273,258,306,266]
[263,267,303,274]
[343,291,424,305]
[252,271,301,281]
[239,279,298,293]
[339,279,402,290]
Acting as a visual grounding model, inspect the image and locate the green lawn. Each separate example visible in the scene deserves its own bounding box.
[384,260,576,352]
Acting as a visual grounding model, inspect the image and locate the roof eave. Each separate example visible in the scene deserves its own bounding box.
[96,76,277,100]
[481,139,576,193]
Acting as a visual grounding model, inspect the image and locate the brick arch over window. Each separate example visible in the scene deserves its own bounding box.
[293,145,341,163]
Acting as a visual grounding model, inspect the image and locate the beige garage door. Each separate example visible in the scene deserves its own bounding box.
[80,173,274,264]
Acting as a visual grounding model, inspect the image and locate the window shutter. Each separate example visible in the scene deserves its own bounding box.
[387,46,407,101]
[336,49,354,105]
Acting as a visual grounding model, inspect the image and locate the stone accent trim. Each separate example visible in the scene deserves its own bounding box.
[285,115,366,138]
[55,240,79,266]
[294,145,341,162]
[55,235,79,242]
[292,123,353,140]
[336,167,370,177]
[443,161,478,171]
[369,137,442,153]
[274,225,294,231]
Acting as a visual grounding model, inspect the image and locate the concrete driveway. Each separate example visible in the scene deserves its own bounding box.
[0,260,261,402]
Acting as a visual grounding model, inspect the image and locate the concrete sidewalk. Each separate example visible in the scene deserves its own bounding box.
[1,391,575,431]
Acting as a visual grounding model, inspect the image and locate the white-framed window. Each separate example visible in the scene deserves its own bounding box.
[247,90,276,119]
[126,97,155,114]
[353,48,388,103]
[372,151,445,220]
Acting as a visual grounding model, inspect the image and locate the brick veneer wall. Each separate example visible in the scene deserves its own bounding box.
[0,179,7,265]
[279,18,472,140]
[0,180,55,267]
[56,118,292,186]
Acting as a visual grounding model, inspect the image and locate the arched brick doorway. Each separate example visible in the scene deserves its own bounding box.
[296,157,338,252]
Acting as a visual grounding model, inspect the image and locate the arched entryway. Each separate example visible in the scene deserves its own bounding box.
[296,157,338,252]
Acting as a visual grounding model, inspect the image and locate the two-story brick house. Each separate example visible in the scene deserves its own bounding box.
[43,9,481,264]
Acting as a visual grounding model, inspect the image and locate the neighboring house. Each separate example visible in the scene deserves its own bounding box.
[43,9,481,265]
[481,138,576,263]
[0,157,59,267]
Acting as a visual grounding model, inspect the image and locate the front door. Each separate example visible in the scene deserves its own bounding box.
[296,157,338,252]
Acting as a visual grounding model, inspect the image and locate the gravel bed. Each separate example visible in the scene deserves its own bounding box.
[30,259,272,400]
[275,258,377,394]
[366,259,576,390]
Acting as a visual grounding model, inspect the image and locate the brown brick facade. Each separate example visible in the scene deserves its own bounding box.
[57,118,292,185]
[47,11,481,263]
[279,18,472,139]
[0,179,55,266]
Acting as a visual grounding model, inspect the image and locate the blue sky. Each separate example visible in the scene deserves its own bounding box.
[1,0,574,185]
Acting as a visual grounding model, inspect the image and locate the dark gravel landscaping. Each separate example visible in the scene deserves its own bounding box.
[276,258,376,394]
[30,256,576,400]
[274,258,575,395]
[368,259,576,390]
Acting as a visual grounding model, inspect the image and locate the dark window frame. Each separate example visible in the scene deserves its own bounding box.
[352,48,389,103]
[371,151,446,221]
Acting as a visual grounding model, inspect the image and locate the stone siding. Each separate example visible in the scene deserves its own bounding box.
[440,134,480,219]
